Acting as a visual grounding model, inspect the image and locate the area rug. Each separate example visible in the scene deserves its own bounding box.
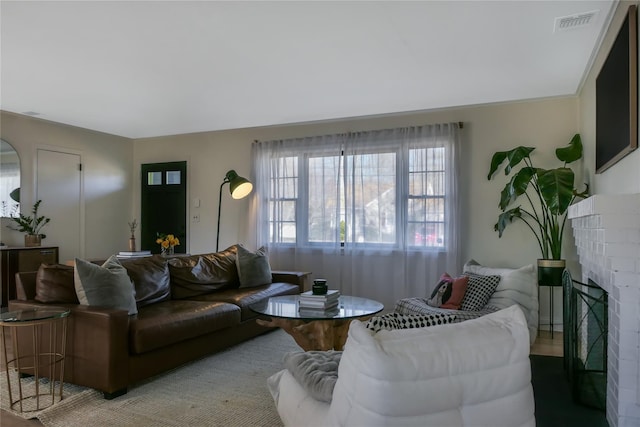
[11,329,298,427]
[0,371,92,418]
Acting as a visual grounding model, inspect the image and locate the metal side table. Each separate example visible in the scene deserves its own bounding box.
[0,307,70,413]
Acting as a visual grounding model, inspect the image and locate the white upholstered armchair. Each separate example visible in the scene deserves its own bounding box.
[268,305,535,427]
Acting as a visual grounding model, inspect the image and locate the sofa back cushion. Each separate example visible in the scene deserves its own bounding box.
[463,259,538,344]
[328,305,534,426]
[35,264,79,304]
[169,245,240,299]
[121,256,171,308]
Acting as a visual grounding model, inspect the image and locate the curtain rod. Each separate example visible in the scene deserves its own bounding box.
[255,122,464,143]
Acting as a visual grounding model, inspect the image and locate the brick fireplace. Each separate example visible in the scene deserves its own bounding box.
[568,194,640,427]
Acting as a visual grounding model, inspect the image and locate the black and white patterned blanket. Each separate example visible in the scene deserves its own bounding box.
[394,297,500,322]
[364,311,457,333]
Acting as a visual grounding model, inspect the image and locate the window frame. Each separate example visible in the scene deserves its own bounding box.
[267,141,448,251]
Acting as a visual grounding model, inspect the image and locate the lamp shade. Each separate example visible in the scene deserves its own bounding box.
[225,170,253,199]
[9,187,20,203]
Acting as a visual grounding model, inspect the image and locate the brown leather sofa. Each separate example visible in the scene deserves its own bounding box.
[8,245,307,399]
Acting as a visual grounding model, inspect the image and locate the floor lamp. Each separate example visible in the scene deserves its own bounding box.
[216,170,253,251]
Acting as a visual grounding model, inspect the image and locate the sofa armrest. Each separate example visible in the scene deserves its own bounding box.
[15,271,37,300]
[7,299,131,394]
[271,271,312,293]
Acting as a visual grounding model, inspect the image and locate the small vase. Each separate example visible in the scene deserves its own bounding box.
[128,236,136,252]
[162,245,175,257]
[25,234,42,247]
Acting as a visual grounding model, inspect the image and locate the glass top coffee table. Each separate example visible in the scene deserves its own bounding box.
[250,295,383,351]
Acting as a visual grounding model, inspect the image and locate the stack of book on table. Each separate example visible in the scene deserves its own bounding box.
[117,250,152,259]
[298,289,340,312]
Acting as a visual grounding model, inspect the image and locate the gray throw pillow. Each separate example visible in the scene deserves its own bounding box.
[236,245,272,288]
[284,350,341,403]
[74,255,138,315]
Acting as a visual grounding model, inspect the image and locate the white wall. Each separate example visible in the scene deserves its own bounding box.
[135,97,580,269]
[134,98,578,327]
[579,0,640,195]
[1,96,581,328]
[0,111,134,261]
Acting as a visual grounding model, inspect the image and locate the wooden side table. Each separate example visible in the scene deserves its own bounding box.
[0,307,70,413]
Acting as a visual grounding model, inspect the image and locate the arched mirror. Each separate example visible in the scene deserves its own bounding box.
[0,139,21,218]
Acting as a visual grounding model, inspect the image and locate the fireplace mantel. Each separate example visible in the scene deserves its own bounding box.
[568,193,640,427]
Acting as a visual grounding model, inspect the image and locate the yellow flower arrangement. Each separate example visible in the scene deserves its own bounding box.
[156,233,180,251]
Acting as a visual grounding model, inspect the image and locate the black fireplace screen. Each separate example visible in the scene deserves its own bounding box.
[563,271,608,411]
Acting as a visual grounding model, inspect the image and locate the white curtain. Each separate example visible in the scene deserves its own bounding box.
[251,123,461,311]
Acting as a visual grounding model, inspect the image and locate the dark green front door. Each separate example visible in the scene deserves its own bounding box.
[141,161,187,254]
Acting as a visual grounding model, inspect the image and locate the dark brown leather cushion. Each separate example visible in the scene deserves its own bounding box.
[191,281,299,321]
[35,264,79,303]
[168,246,240,299]
[120,256,171,308]
[129,300,241,354]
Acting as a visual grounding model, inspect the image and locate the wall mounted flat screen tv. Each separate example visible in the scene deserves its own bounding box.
[596,5,637,173]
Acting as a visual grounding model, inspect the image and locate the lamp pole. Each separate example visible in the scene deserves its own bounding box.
[216,177,230,252]
[216,170,253,252]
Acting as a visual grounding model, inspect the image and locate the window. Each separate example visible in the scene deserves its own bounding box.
[166,171,181,185]
[261,127,453,250]
[148,171,162,186]
[269,157,298,243]
[408,147,445,248]
[146,170,181,186]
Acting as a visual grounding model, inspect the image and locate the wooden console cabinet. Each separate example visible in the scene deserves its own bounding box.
[1,246,59,307]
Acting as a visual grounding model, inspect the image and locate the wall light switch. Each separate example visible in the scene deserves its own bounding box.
[193,198,200,208]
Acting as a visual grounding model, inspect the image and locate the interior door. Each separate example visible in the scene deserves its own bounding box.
[141,161,187,253]
[36,148,83,262]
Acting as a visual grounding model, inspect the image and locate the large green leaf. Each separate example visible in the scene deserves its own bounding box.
[499,167,537,210]
[494,207,522,237]
[537,167,575,215]
[555,134,583,164]
[488,151,507,180]
[487,146,535,179]
[504,146,535,175]
[556,134,583,163]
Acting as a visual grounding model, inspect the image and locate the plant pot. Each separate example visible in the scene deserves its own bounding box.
[537,259,566,287]
[25,234,42,247]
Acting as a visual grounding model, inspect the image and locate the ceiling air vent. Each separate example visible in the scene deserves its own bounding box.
[554,10,598,32]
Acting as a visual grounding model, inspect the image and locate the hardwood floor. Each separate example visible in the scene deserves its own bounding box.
[1,327,564,426]
[531,330,564,357]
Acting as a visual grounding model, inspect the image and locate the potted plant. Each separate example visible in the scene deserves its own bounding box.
[487,133,589,286]
[7,199,51,247]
